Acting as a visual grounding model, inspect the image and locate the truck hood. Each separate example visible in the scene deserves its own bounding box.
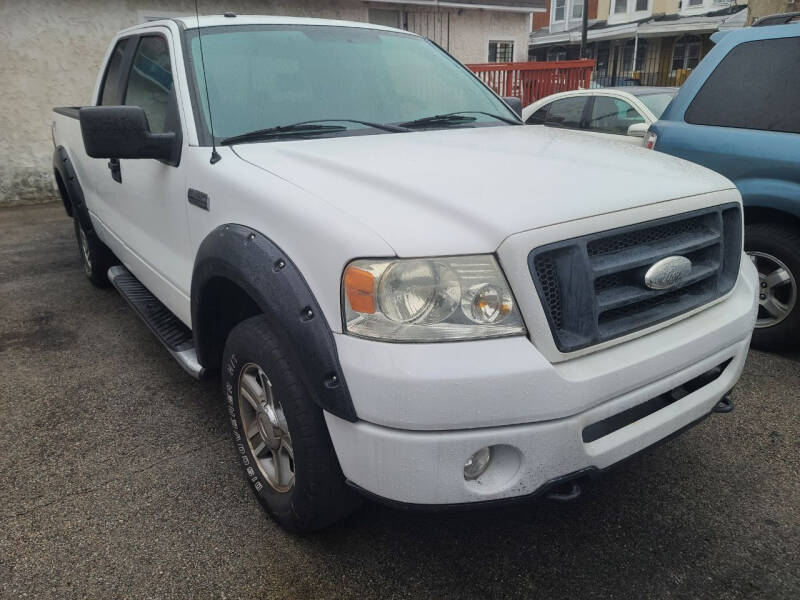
[232,125,734,256]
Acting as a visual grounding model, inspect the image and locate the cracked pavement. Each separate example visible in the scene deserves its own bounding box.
[1,203,798,599]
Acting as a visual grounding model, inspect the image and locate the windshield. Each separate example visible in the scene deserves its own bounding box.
[186,25,517,143]
[636,92,677,119]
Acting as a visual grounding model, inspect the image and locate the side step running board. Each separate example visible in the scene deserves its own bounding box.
[107,266,205,379]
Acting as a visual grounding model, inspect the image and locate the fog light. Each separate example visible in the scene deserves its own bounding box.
[464,447,492,481]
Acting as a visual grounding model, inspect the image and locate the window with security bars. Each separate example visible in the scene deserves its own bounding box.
[672,35,701,71]
[488,41,514,63]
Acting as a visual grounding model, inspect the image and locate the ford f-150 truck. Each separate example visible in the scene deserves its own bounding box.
[52,15,758,531]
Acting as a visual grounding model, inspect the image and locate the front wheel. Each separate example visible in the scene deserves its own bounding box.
[222,315,362,531]
[73,217,117,287]
[746,222,800,352]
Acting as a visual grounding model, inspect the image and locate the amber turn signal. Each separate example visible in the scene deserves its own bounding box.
[344,266,376,314]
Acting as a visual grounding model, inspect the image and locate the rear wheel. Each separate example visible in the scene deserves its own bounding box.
[73,217,117,287]
[745,222,800,352]
[222,315,362,531]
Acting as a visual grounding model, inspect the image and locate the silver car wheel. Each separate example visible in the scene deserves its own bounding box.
[238,363,295,493]
[749,251,797,328]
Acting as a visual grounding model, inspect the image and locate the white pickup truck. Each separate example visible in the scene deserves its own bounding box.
[52,15,758,531]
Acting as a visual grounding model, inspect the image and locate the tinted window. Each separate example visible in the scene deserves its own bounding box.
[526,106,549,125]
[99,38,130,105]
[124,36,175,133]
[686,37,800,134]
[545,97,587,129]
[587,96,644,135]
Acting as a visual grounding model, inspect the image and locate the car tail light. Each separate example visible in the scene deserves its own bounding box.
[643,130,658,150]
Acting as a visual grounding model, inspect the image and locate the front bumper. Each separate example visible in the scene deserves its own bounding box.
[327,335,749,505]
[326,261,757,505]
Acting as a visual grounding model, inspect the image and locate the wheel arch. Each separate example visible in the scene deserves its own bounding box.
[53,168,73,217]
[191,224,357,422]
[53,146,92,231]
[743,205,800,232]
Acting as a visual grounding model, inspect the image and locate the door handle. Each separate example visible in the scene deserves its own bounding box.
[107,158,121,183]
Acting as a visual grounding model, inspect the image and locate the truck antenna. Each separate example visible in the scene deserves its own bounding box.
[194,0,221,164]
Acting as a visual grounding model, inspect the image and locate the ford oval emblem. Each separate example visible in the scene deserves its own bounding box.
[644,256,692,290]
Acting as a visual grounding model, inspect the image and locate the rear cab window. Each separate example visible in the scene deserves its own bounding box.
[98,38,131,105]
[123,35,177,134]
[685,37,800,134]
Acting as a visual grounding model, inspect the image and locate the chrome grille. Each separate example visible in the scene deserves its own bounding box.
[529,204,743,352]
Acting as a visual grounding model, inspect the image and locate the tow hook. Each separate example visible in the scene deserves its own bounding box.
[545,481,582,502]
[712,395,734,414]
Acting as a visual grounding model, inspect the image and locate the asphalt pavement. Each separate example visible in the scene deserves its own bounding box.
[1,203,798,599]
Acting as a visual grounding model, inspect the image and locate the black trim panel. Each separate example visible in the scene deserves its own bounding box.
[191,224,357,421]
[53,106,81,119]
[187,188,209,211]
[53,146,92,231]
[582,359,731,443]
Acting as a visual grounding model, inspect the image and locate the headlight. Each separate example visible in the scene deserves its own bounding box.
[342,255,526,342]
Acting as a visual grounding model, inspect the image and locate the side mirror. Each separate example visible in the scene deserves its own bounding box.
[502,96,523,118]
[79,106,176,162]
[627,122,649,138]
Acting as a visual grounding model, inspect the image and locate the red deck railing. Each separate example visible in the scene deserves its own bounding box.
[466,60,595,107]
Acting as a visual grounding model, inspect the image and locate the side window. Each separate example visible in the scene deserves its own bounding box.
[544,97,587,129]
[587,96,644,135]
[686,37,800,134]
[124,36,175,134]
[99,38,130,105]
[526,105,549,125]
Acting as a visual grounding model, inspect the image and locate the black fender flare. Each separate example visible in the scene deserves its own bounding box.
[53,146,93,232]
[191,224,357,422]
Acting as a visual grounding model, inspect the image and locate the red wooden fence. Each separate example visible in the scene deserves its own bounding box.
[466,60,595,107]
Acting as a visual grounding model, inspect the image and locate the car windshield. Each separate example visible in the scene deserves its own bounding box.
[186,25,517,143]
[636,92,677,119]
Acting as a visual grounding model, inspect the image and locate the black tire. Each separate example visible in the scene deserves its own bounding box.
[745,222,800,352]
[73,217,117,288]
[222,315,362,531]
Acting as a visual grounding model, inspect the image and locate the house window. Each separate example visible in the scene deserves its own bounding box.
[595,42,609,76]
[554,0,566,21]
[635,0,648,10]
[688,0,704,6]
[488,41,514,63]
[368,9,401,29]
[622,38,648,71]
[672,35,702,71]
[572,0,584,19]
[547,46,568,61]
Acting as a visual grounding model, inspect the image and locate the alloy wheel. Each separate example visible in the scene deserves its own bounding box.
[749,251,797,328]
[238,363,295,493]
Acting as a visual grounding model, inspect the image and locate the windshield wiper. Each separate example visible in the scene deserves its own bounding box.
[221,124,346,146]
[220,119,406,146]
[397,111,519,129]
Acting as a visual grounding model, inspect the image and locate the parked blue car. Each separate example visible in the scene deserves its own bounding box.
[646,22,800,351]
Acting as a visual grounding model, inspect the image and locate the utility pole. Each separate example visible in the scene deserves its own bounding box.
[580,0,589,58]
